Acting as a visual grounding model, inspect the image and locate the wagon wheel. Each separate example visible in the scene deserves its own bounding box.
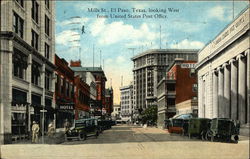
[206,131,213,142]
[201,131,206,141]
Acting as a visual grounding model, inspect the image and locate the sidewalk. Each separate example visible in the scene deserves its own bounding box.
[11,132,65,145]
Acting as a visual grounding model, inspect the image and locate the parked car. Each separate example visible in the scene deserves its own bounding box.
[206,118,240,142]
[166,113,197,134]
[187,118,211,139]
[65,118,99,141]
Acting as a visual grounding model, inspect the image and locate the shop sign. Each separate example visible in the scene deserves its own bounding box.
[59,103,74,110]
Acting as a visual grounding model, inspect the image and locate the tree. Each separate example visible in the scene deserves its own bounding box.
[141,105,158,125]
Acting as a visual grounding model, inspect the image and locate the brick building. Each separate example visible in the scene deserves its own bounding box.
[74,76,90,119]
[105,88,113,116]
[54,55,75,128]
[70,61,107,117]
[157,58,198,128]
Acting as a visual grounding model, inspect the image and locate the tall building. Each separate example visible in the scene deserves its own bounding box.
[70,61,107,117]
[157,58,198,128]
[120,85,133,122]
[131,49,198,115]
[196,7,249,133]
[0,0,56,144]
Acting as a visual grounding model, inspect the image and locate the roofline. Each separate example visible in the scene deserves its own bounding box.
[197,5,249,55]
[131,49,199,61]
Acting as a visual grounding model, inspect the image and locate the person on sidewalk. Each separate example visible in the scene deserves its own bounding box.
[48,122,55,137]
[64,119,70,133]
[32,121,40,143]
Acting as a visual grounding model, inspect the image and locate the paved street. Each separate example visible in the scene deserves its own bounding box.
[1,125,249,159]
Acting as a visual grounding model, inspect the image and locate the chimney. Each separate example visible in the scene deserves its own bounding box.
[70,60,81,67]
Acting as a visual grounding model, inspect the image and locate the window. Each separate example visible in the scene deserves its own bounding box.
[12,48,27,79]
[45,43,50,59]
[31,61,41,86]
[190,68,196,77]
[45,15,50,36]
[45,70,51,90]
[31,0,39,23]
[66,82,70,97]
[15,0,24,7]
[31,30,38,50]
[13,12,24,38]
[192,84,198,92]
[45,0,49,9]
[60,78,64,95]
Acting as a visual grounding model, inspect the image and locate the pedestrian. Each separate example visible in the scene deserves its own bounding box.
[47,122,55,137]
[64,119,70,133]
[32,121,40,143]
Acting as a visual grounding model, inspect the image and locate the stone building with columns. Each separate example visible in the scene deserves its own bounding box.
[196,7,249,133]
[0,0,56,144]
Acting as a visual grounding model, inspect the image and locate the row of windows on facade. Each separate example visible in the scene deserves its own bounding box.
[13,2,51,50]
[15,0,50,10]
[55,75,74,99]
[12,49,52,90]
[134,54,196,68]
[55,75,90,105]
[12,88,52,107]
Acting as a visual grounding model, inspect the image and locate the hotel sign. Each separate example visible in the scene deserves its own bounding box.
[59,103,74,110]
[181,63,196,68]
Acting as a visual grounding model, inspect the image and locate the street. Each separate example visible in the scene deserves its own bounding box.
[1,125,249,159]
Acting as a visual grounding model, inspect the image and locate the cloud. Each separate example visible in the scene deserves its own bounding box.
[207,6,232,22]
[170,39,205,49]
[56,17,89,28]
[56,30,80,46]
[90,20,158,45]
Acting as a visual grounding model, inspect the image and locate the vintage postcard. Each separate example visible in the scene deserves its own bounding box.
[0,0,249,158]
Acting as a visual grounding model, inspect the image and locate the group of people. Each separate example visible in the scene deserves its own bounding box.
[31,119,70,143]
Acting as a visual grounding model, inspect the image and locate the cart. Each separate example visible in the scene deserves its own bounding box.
[206,118,240,143]
[187,118,211,139]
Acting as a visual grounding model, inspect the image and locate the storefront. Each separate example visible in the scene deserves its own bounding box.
[56,103,75,128]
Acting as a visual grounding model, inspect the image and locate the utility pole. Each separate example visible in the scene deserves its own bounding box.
[128,48,136,56]
[121,76,123,87]
[160,25,162,49]
[93,44,95,69]
[100,50,102,67]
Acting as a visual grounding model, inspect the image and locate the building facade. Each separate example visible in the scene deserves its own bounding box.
[54,55,75,128]
[0,0,55,144]
[120,85,133,122]
[131,49,198,115]
[74,76,90,119]
[70,61,107,117]
[196,7,249,130]
[105,88,113,116]
[157,59,198,128]
[111,105,121,120]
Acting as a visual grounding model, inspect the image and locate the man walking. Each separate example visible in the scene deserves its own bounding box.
[32,121,40,143]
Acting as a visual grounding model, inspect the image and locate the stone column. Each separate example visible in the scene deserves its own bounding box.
[198,77,204,117]
[237,54,246,124]
[27,54,32,134]
[218,67,224,117]
[245,50,250,124]
[229,59,238,120]
[212,70,218,118]
[223,63,230,118]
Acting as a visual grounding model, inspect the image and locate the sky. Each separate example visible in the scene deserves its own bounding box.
[55,1,249,105]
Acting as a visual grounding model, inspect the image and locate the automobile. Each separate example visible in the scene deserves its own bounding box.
[165,113,197,134]
[206,118,240,142]
[65,118,99,141]
[187,118,211,139]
